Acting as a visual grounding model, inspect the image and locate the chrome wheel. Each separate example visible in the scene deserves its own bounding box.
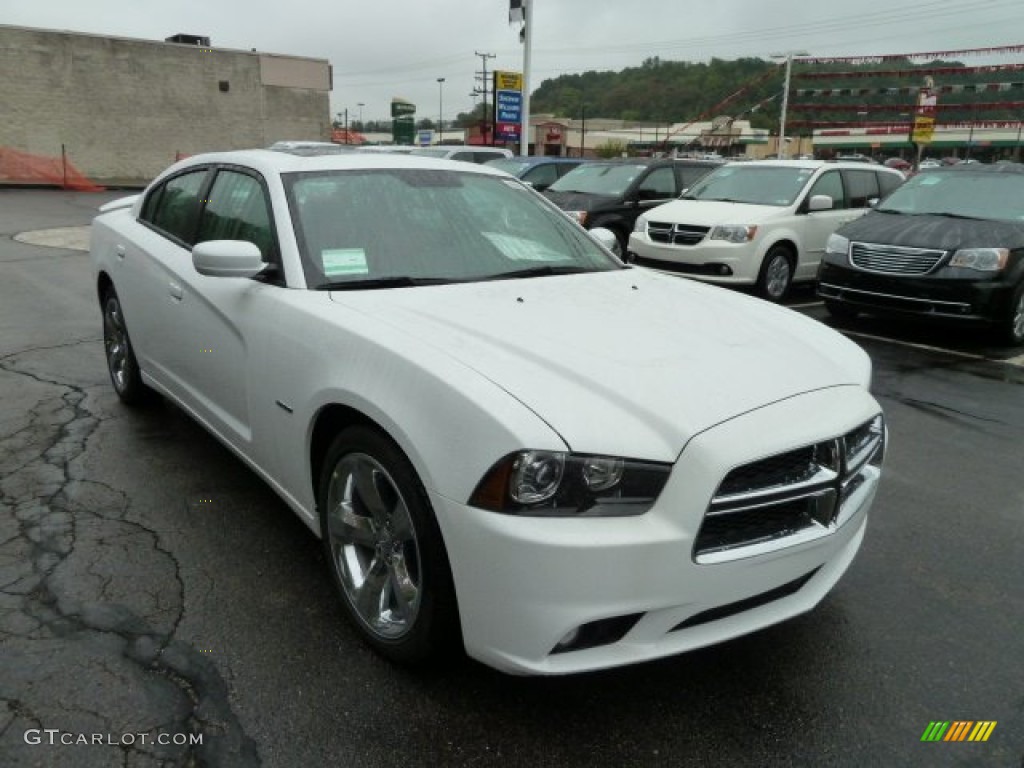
[763,252,792,301]
[103,295,130,393]
[325,453,421,640]
[1013,292,1024,342]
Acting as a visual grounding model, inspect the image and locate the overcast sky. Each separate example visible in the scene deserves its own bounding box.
[6,0,1022,124]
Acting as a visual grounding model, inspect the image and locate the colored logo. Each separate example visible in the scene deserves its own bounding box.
[921,721,996,742]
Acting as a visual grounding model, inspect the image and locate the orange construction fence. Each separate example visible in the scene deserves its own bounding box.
[0,146,105,191]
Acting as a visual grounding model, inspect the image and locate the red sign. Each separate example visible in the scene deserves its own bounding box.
[496,121,521,141]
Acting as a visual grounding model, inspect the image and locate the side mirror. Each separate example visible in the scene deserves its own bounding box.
[808,194,834,212]
[193,240,267,278]
[590,227,620,254]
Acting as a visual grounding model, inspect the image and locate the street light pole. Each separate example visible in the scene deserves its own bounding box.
[357,102,365,131]
[437,77,445,145]
[520,0,534,156]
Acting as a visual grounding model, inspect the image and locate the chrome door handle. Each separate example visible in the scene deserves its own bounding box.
[116,244,126,260]
[168,282,183,300]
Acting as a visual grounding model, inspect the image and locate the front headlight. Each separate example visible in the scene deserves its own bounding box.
[634,215,648,233]
[948,248,1009,271]
[469,450,671,517]
[826,233,850,255]
[709,225,757,243]
[564,210,588,226]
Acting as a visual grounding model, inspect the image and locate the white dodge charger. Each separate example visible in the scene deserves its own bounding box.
[90,149,885,675]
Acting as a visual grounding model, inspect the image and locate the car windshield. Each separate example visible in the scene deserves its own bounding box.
[684,165,816,206]
[874,170,1024,221]
[284,169,621,289]
[485,159,532,175]
[547,164,648,196]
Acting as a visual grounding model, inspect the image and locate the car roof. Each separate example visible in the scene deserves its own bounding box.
[573,157,720,168]
[919,161,1024,175]
[155,148,512,183]
[499,156,584,165]
[725,159,902,173]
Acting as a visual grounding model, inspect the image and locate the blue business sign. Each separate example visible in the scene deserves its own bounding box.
[496,90,522,123]
[493,70,523,143]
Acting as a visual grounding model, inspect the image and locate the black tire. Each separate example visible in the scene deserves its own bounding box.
[999,283,1024,346]
[824,299,860,321]
[317,426,460,664]
[756,245,794,302]
[101,287,151,406]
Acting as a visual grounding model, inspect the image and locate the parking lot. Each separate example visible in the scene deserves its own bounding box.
[1,188,1021,767]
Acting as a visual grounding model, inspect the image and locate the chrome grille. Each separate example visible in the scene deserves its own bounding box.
[647,221,710,246]
[695,415,885,563]
[849,242,946,276]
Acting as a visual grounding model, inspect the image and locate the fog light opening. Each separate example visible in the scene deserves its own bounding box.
[549,613,644,655]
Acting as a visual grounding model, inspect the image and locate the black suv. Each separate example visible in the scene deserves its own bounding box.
[542,158,721,255]
[817,162,1024,345]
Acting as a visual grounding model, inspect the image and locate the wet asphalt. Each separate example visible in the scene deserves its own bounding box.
[0,189,1021,768]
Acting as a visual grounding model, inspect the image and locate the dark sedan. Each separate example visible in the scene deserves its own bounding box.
[817,163,1024,345]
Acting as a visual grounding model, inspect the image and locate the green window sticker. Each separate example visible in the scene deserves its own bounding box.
[322,248,368,277]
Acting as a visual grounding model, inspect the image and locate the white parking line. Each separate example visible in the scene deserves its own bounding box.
[840,329,1024,367]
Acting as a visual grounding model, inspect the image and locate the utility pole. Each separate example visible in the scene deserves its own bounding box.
[475,51,496,146]
[770,51,808,159]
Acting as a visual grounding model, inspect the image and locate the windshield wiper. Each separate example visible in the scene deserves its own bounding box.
[482,264,593,281]
[873,207,907,214]
[316,276,461,291]
[700,197,744,203]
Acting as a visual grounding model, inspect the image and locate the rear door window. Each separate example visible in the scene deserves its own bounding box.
[877,170,903,198]
[843,169,880,208]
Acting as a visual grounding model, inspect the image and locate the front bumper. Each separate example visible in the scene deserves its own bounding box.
[818,261,1017,325]
[627,232,761,285]
[432,386,882,675]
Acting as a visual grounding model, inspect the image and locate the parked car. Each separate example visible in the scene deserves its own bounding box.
[408,145,513,164]
[484,155,586,191]
[356,145,415,155]
[883,158,912,172]
[627,160,906,301]
[919,159,942,169]
[835,153,877,164]
[90,149,885,675]
[268,140,360,154]
[817,162,1024,344]
[542,158,722,256]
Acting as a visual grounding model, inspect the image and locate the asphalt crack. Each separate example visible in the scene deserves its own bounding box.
[0,342,260,766]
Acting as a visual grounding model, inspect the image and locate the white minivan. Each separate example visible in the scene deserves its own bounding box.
[627,160,905,300]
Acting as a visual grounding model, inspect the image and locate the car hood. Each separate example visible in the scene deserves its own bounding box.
[643,199,784,226]
[542,190,618,212]
[838,210,1024,249]
[330,270,869,461]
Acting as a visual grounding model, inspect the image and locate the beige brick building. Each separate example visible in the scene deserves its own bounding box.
[0,25,332,186]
